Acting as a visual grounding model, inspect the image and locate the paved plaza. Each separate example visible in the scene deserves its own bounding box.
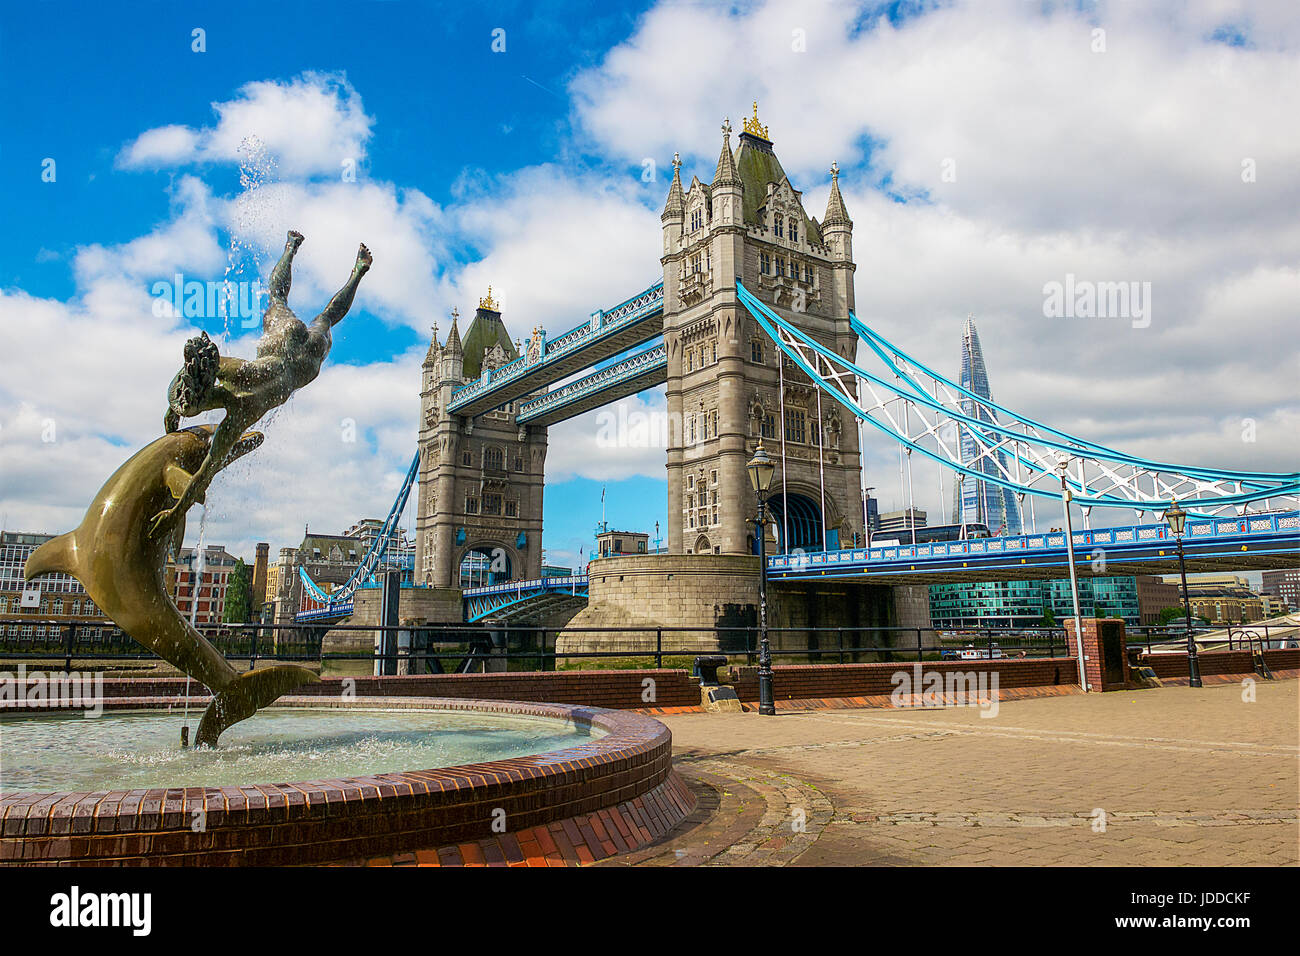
[602,679,1300,867]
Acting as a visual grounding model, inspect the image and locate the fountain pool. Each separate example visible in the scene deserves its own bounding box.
[0,707,607,794]
[0,697,687,866]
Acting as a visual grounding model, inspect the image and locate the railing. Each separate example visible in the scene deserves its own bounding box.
[0,620,1151,674]
[447,281,664,411]
[769,510,1300,573]
[516,343,667,422]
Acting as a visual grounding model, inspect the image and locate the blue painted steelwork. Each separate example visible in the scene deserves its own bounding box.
[767,511,1299,579]
[463,574,589,622]
[735,282,1299,516]
[447,282,664,414]
[295,451,420,621]
[516,343,667,424]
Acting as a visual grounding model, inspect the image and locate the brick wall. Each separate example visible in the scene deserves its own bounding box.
[94,669,702,710]
[729,657,1079,702]
[1143,647,1300,679]
[290,669,703,710]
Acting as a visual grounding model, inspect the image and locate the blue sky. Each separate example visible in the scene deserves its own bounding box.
[1,0,1296,572]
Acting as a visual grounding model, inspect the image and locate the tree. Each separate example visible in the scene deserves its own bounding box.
[1038,606,1056,627]
[222,559,253,624]
[1157,605,1209,626]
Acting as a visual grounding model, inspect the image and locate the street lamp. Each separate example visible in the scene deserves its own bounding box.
[1055,455,1088,693]
[748,441,777,716]
[1163,498,1202,687]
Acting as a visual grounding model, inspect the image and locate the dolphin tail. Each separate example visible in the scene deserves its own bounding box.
[195,664,321,746]
[24,531,79,581]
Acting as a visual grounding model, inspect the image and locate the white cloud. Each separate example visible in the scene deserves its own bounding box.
[118,72,373,179]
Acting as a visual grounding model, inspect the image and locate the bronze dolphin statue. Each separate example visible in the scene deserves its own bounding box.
[24,424,319,745]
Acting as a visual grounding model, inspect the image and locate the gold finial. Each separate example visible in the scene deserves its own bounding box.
[742,101,769,140]
[479,286,498,310]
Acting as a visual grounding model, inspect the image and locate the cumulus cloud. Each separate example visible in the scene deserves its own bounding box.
[118,72,373,178]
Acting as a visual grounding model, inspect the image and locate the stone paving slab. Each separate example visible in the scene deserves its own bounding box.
[613,677,1299,867]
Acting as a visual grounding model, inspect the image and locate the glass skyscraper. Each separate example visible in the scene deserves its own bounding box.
[953,317,1023,535]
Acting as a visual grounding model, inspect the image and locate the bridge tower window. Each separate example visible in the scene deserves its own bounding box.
[462,451,472,466]
[484,446,504,471]
[465,497,480,514]
[760,251,770,275]
[789,220,798,243]
[690,208,703,232]
[482,493,503,516]
[773,214,783,238]
[751,339,764,363]
[505,500,518,517]
[761,413,776,439]
[784,408,806,444]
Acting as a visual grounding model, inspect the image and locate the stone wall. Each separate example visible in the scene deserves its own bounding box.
[323,585,464,656]
[559,553,931,656]
[560,553,760,654]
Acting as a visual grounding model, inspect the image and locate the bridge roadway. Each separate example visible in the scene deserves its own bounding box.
[516,343,667,427]
[447,282,664,418]
[300,513,1297,624]
[767,511,1299,585]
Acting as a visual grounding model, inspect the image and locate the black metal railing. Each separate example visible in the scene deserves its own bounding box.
[0,618,1289,675]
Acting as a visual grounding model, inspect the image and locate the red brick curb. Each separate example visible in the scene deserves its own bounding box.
[338,770,697,867]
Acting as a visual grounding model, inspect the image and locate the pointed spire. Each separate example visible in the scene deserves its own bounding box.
[445,307,462,353]
[713,118,741,188]
[823,161,852,229]
[661,151,685,221]
[424,320,441,365]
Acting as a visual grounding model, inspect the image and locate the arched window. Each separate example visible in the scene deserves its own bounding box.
[773,214,783,238]
[789,220,798,243]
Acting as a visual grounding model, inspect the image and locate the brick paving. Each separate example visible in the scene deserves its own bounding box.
[606,676,1300,866]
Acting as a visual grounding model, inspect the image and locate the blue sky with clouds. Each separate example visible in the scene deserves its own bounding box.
[1,0,1296,572]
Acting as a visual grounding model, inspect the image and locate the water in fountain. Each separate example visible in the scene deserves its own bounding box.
[180,502,208,739]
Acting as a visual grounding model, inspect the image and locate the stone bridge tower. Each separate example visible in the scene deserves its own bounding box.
[415,291,547,588]
[662,106,864,556]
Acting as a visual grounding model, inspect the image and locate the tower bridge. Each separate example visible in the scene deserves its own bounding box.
[284,106,1299,640]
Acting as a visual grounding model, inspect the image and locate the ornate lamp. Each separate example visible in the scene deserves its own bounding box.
[1164,498,1201,686]
[747,442,776,715]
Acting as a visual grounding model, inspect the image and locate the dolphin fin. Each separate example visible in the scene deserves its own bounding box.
[195,664,321,746]
[164,463,194,500]
[24,531,78,581]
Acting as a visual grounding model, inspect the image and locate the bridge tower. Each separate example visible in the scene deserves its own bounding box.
[662,106,864,556]
[415,292,547,588]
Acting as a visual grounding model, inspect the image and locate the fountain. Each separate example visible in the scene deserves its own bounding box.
[23,230,371,745]
[4,232,693,867]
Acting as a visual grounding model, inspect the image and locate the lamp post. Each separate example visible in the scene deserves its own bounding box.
[1163,499,1202,687]
[1056,456,1088,693]
[748,441,777,716]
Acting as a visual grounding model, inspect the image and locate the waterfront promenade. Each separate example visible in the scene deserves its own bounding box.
[602,678,1299,867]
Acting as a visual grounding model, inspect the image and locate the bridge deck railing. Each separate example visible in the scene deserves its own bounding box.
[769,510,1299,572]
[2,619,1288,675]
